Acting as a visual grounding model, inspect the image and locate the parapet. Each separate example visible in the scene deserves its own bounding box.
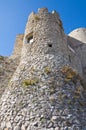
[24,8,64,44]
[38,8,48,14]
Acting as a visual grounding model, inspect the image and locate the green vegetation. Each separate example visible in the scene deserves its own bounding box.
[61,66,77,82]
[44,67,51,74]
[34,15,40,21]
[22,78,39,87]
[0,56,4,60]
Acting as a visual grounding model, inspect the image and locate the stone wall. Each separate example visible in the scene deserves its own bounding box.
[67,36,83,76]
[0,56,19,98]
[11,34,24,59]
[68,28,86,81]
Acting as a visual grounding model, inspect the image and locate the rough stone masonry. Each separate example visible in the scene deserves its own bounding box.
[0,8,86,130]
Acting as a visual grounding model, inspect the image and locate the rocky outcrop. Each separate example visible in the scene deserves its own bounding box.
[0,56,20,98]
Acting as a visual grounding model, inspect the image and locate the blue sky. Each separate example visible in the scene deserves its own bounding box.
[0,0,86,56]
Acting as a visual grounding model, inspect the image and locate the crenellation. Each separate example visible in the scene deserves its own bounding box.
[38,8,48,14]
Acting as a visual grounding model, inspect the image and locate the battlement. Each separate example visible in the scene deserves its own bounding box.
[24,8,63,40]
[28,8,60,18]
[38,8,48,14]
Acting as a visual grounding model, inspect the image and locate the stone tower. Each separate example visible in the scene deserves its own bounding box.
[0,8,86,130]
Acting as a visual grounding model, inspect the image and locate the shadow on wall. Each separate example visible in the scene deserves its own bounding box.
[67,35,86,82]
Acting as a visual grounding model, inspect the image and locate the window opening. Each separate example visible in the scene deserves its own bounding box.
[48,44,52,47]
[83,67,86,74]
[27,36,33,44]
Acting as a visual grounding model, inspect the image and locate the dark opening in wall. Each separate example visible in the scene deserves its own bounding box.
[69,55,71,62]
[27,36,33,44]
[83,67,86,75]
[48,44,52,47]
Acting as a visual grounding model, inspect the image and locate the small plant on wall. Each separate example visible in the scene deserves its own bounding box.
[61,66,77,82]
[34,15,40,21]
[44,67,51,74]
[22,78,39,87]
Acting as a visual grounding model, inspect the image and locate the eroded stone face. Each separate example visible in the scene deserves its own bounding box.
[0,64,86,129]
[0,56,19,98]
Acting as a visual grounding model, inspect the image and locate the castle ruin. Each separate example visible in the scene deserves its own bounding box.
[0,8,86,130]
